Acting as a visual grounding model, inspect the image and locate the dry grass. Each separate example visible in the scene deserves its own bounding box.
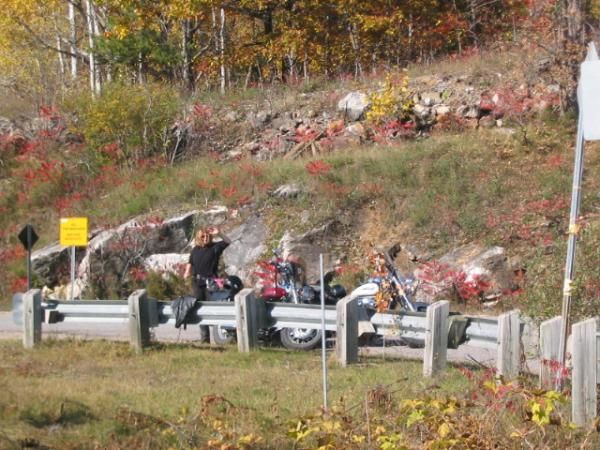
[0,338,471,449]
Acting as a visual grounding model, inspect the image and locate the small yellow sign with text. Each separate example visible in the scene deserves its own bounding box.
[60,217,89,247]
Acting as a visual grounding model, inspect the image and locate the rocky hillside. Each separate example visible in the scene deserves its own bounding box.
[3,46,600,321]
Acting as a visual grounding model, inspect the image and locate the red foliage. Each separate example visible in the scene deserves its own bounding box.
[254,260,278,287]
[417,260,491,303]
[10,276,28,292]
[221,185,238,198]
[305,160,331,176]
[294,126,320,143]
[0,245,27,264]
[129,266,148,282]
[373,120,415,142]
[541,358,570,382]
[191,103,213,120]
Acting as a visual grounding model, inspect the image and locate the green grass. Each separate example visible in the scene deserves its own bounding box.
[0,339,469,449]
[2,338,597,449]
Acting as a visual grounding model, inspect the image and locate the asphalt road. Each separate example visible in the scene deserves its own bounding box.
[0,311,540,374]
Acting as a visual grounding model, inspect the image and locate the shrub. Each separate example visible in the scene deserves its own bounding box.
[65,82,181,169]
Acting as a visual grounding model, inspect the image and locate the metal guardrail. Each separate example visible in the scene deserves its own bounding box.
[13,293,503,351]
[159,301,238,327]
[267,303,337,331]
[45,300,129,323]
[371,311,427,342]
[463,316,499,349]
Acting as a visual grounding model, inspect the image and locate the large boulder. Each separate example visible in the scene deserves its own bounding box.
[31,243,79,287]
[279,221,347,283]
[337,92,370,121]
[223,215,268,282]
[414,243,519,304]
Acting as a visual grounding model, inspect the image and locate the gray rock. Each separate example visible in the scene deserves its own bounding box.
[419,91,442,106]
[434,105,451,116]
[279,221,345,283]
[337,91,370,121]
[457,104,480,119]
[247,110,272,128]
[272,183,303,198]
[31,242,75,287]
[143,253,188,274]
[223,215,268,281]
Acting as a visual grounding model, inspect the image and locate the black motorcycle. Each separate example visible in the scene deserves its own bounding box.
[257,250,347,350]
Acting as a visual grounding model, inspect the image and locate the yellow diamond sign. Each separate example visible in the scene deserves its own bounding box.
[60,217,89,247]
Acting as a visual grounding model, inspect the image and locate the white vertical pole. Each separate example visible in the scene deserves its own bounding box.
[320,254,328,411]
[70,246,76,300]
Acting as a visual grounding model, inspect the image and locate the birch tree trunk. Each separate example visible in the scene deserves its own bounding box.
[348,22,362,79]
[84,0,100,95]
[219,7,226,94]
[68,1,77,78]
[182,19,193,90]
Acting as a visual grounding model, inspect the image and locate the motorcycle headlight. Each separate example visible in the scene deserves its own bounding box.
[357,297,377,309]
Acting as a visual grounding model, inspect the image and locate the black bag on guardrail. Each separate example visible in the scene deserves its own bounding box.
[172,296,198,329]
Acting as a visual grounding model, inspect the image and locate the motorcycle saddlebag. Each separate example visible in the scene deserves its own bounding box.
[329,284,347,299]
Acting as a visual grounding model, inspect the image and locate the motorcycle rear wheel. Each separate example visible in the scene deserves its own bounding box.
[210,325,236,345]
[280,327,322,350]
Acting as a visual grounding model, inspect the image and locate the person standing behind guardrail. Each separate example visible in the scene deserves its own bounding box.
[183,227,231,342]
[184,226,231,300]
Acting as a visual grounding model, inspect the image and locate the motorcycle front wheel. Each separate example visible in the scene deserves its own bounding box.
[210,325,236,345]
[280,327,322,350]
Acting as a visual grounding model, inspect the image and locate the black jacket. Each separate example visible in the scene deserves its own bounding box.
[171,295,198,329]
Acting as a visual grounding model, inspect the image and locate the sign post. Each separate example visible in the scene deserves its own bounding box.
[59,217,89,300]
[18,224,39,290]
[557,42,600,389]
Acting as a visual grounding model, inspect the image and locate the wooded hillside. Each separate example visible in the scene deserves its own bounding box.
[1,1,598,101]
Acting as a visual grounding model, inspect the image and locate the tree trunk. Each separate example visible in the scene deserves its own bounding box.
[84,0,100,95]
[182,19,194,91]
[219,7,227,94]
[68,1,77,78]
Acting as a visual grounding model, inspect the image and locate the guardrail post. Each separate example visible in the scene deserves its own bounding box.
[497,310,520,379]
[23,289,42,349]
[128,289,152,354]
[235,289,263,352]
[423,301,449,377]
[571,318,597,426]
[539,316,562,389]
[336,296,359,366]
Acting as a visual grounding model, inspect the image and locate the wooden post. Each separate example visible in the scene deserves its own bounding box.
[336,296,359,366]
[423,301,449,377]
[235,289,263,352]
[128,289,152,354]
[539,316,562,389]
[23,289,42,349]
[497,310,520,379]
[571,318,597,426]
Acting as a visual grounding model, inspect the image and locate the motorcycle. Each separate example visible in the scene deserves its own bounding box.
[256,249,347,350]
[349,247,429,346]
[205,275,243,345]
[351,248,425,312]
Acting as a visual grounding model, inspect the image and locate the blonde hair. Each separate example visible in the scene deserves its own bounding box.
[194,229,212,246]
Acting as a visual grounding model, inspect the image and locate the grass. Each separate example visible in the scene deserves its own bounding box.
[0,339,469,449]
[2,338,598,449]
